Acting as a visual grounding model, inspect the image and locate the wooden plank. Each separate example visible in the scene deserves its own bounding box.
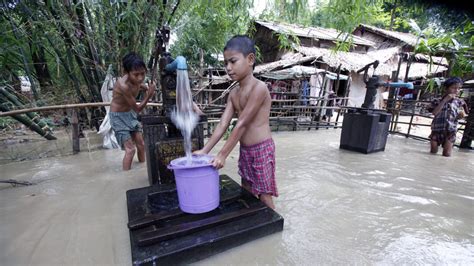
[137,204,267,247]
[127,175,285,264]
[128,192,241,230]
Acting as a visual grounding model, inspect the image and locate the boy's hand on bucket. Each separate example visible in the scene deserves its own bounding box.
[211,154,225,169]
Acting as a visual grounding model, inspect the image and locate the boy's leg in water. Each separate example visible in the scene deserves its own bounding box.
[131,131,145,162]
[123,138,136,170]
[442,140,453,157]
[259,194,275,209]
[430,140,439,154]
[241,178,275,209]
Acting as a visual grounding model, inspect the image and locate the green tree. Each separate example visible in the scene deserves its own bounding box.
[1,0,177,104]
[1,0,472,107]
[414,18,473,78]
[169,0,253,68]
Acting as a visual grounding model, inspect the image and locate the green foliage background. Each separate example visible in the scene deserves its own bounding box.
[0,0,472,107]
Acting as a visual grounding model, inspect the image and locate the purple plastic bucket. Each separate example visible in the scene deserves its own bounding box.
[168,155,220,214]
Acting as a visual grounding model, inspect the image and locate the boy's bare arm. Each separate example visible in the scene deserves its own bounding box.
[137,81,156,112]
[198,95,235,154]
[127,81,155,113]
[193,102,205,115]
[216,85,266,161]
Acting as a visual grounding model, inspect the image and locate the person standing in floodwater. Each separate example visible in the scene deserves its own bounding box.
[194,35,278,209]
[110,52,155,170]
[428,77,468,157]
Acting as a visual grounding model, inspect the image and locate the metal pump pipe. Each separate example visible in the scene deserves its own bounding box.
[165,56,187,71]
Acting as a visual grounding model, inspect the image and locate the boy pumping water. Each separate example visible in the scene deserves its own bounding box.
[194,35,278,209]
[110,52,155,170]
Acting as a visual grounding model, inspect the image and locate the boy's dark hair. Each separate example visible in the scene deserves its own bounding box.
[122,52,146,72]
[224,35,256,69]
[444,77,462,88]
[224,35,256,56]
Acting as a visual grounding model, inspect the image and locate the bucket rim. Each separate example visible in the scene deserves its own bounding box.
[168,154,214,170]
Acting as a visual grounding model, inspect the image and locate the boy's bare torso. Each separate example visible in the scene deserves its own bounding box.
[230,79,272,146]
[110,75,143,112]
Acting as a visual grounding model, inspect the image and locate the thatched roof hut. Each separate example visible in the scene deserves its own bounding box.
[254,20,375,63]
[253,20,448,80]
[353,24,420,50]
[295,46,448,79]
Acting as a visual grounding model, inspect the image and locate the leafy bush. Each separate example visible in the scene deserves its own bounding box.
[0,117,16,130]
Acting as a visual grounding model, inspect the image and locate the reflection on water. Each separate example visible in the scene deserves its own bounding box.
[201,130,474,265]
[0,130,472,265]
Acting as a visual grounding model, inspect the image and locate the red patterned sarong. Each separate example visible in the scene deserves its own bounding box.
[238,138,278,197]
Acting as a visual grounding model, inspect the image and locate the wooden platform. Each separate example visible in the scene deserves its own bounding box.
[126,175,284,265]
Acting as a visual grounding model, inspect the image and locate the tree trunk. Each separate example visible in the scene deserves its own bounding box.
[18,2,87,102]
[30,45,54,93]
[49,41,88,103]
[0,86,52,134]
[389,0,398,31]
[404,54,413,82]
[74,1,105,87]
[84,3,104,67]
[47,4,101,102]
[447,55,456,77]
[0,97,56,140]
[22,12,53,93]
[199,48,204,93]
[5,14,39,101]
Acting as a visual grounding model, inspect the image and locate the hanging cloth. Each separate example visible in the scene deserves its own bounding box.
[97,65,119,149]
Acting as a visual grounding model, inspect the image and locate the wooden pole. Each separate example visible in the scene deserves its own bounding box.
[460,91,474,149]
[387,71,394,109]
[406,101,415,137]
[395,53,403,81]
[404,54,412,82]
[72,109,80,154]
[334,64,341,95]
[0,102,162,117]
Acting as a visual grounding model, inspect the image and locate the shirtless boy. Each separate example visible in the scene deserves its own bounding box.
[110,52,155,170]
[194,36,278,209]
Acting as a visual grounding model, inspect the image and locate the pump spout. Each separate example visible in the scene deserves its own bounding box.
[385,81,414,89]
[165,56,187,71]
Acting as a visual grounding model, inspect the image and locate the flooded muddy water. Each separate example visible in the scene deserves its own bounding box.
[0,130,472,265]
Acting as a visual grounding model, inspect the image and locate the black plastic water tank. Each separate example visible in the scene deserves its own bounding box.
[340,108,392,154]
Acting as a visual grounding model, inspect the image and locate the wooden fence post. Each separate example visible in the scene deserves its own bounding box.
[72,109,80,154]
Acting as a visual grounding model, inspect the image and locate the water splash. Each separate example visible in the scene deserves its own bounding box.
[170,69,199,165]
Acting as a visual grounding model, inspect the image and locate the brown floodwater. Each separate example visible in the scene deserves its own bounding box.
[0,130,472,265]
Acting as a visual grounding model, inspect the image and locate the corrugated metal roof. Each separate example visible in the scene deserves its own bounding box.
[296,46,398,73]
[254,45,447,79]
[295,46,447,79]
[254,53,317,74]
[258,65,349,80]
[256,20,375,48]
[413,53,449,66]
